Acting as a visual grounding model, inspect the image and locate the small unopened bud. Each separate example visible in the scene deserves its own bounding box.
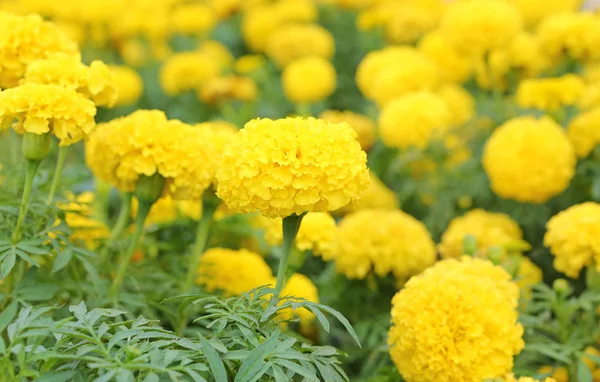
[487,247,503,265]
[134,172,166,204]
[22,132,50,161]
[553,278,569,294]
[463,234,478,257]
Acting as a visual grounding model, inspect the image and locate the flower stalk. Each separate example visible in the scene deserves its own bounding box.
[274,213,305,298]
[45,145,67,204]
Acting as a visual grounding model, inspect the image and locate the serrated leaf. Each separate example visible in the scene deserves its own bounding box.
[235,333,281,382]
[198,333,228,382]
[1,249,16,279]
[52,249,72,272]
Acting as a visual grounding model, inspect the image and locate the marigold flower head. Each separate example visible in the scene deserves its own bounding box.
[170,3,216,36]
[384,0,447,44]
[439,209,523,259]
[388,256,524,382]
[545,202,600,278]
[567,107,600,158]
[108,65,143,107]
[356,46,440,105]
[333,209,436,280]
[198,75,258,104]
[0,83,96,146]
[196,248,273,296]
[234,54,267,74]
[266,23,334,68]
[282,56,336,104]
[516,74,584,112]
[0,12,78,88]
[483,116,576,203]
[193,121,237,155]
[216,117,369,218]
[337,172,398,214]
[272,273,319,329]
[260,212,337,259]
[159,51,222,96]
[437,84,475,126]
[440,0,522,56]
[537,12,600,62]
[319,110,376,151]
[379,91,451,150]
[418,30,473,83]
[507,0,581,27]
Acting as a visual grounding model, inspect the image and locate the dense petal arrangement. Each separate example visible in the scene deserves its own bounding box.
[537,12,600,62]
[216,117,369,218]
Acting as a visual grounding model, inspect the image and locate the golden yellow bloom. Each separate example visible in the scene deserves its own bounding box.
[197,248,273,296]
[108,65,144,107]
[24,53,116,107]
[439,209,523,259]
[337,172,398,214]
[333,209,435,280]
[234,54,266,74]
[567,107,600,158]
[483,116,576,203]
[55,191,109,250]
[437,84,475,126]
[273,273,319,329]
[379,91,451,150]
[159,51,222,96]
[193,121,238,156]
[266,24,334,68]
[216,117,369,218]
[507,0,581,27]
[356,46,440,105]
[545,202,600,278]
[384,0,447,44]
[261,212,337,259]
[209,0,242,19]
[517,74,584,112]
[282,56,336,104]
[0,12,78,88]
[580,83,600,110]
[440,0,522,56]
[537,12,600,62]
[198,75,258,104]
[0,83,96,146]
[198,40,234,69]
[418,30,472,83]
[319,110,376,151]
[388,256,524,382]
[170,3,216,36]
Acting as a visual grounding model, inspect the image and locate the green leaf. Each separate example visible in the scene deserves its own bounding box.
[1,249,16,279]
[198,333,228,382]
[141,374,159,382]
[36,371,78,382]
[93,370,117,382]
[578,358,594,382]
[246,362,271,382]
[184,369,208,382]
[52,249,72,272]
[237,324,260,347]
[273,359,318,381]
[17,242,48,255]
[235,333,281,382]
[271,364,288,382]
[0,300,18,333]
[17,284,60,302]
[307,305,330,333]
[14,248,39,267]
[312,304,361,347]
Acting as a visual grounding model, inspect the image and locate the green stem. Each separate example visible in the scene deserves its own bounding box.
[45,146,67,204]
[110,192,133,242]
[274,214,305,299]
[295,104,312,117]
[182,203,216,294]
[12,160,41,244]
[108,200,152,300]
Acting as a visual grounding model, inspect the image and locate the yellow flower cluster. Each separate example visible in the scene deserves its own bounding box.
[196,248,273,297]
[108,65,144,107]
[507,0,581,27]
[273,273,319,329]
[439,209,524,259]
[159,51,222,96]
[336,172,398,214]
[418,30,472,84]
[379,91,451,150]
[319,110,376,151]
[537,12,600,62]
[483,116,576,203]
[260,212,337,259]
[85,110,217,199]
[388,257,523,382]
[266,24,335,68]
[131,196,202,227]
[55,191,109,249]
[0,83,96,146]
[333,209,436,280]
[24,53,117,107]
[197,76,258,105]
[169,3,216,37]
[544,202,600,278]
[437,84,475,126]
[356,46,440,105]
[282,56,336,104]
[0,12,78,88]
[568,107,600,158]
[216,117,369,218]
[516,75,584,111]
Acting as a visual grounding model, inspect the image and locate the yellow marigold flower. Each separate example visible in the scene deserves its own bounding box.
[537,12,600,62]
[418,30,473,83]
[108,65,144,107]
[517,75,584,112]
[483,116,576,203]
[567,107,600,158]
[24,53,117,107]
[170,3,216,36]
[198,40,234,69]
[337,172,398,214]
[319,110,376,151]
[273,273,319,329]
[234,54,266,74]
[260,212,337,259]
[439,209,523,259]
[506,0,581,27]
[159,51,221,96]
[131,195,202,226]
[0,12,78,88]
[544,202,600,278]
[0,83,96,146]
[118,39,148,68]
[196,248,273,296]
[379,91,451,150]
[503,373,557,382]
[538,366,568,382]
[333,209,436,280]
[282,56,336,104]
[56,191,109,250]
[197,75,258,104]
[356,46,440,105]
[266,24,335,68]
[580,83,600,110]
[193,121,238,157]
[437,84,475,126]
[388,256,524,382]
[384,0,447,44]
[440,0,522,56]
[216,117,369,218]
[276,0,317,23]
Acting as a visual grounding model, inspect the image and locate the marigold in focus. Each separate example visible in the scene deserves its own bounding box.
[0,83,96,146]
[319,110,376,151]
[544,202,600,278]
[266,24,334,68]
[282,56,336,104]
[567,107,600,158]
[483,116,576,203]
[216,117,369,218]
[388,256,524,382]
[196,248,273,296]
[333,209,436,281]
[159,51,222,96]
[516,75,584,112]
[108,65,144,107]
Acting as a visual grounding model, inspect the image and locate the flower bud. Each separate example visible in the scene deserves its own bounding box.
[22,132,50,161]
[134,172,166,204]
[553,278,570,294]
[463,234,478,257]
